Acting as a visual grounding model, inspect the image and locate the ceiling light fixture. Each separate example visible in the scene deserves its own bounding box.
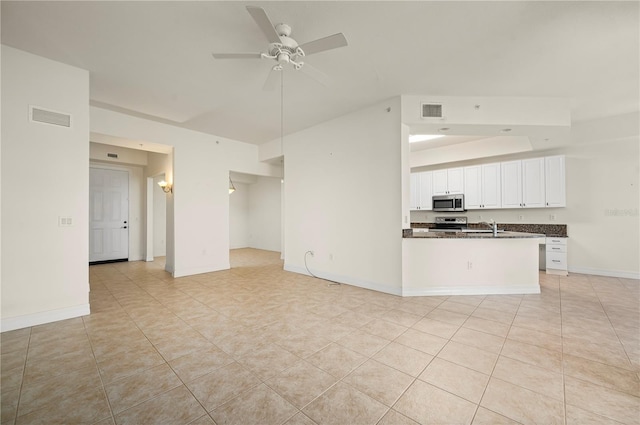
[409,134,445,143]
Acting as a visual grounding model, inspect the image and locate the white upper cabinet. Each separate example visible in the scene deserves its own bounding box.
[410,173,420,210]
[465,163,501,209]
[545,155,566,207]
[432,168,464,195]
[463,166,482,209]
[501,160,523,208]
[410,171,433,210]
[522,157,546,208]
[501,158,546,208]
[418,172,433,210]
[481,163,502,209]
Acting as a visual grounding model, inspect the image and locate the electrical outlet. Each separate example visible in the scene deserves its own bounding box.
[58,216,73,226]
[549,214,556,221]
[478,215,483,220]
[518,215,524,221]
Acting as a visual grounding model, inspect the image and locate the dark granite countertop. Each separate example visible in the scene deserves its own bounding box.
[409,222,567,238]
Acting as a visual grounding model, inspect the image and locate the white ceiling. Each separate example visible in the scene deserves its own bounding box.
[2,1,638,146]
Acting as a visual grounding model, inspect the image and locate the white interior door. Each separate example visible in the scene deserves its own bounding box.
[90,168,129,263]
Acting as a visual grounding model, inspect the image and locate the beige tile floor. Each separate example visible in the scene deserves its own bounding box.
[1,248,639,425]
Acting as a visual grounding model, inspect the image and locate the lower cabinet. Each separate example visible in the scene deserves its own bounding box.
[546,237,568,276]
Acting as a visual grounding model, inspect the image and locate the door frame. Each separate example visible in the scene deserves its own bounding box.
[89,161,144,262]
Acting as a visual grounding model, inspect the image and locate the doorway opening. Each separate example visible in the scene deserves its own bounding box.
[228,171,283,268]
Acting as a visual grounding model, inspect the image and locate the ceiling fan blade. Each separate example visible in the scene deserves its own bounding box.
[246,6,282,44]
[263,67,281,91]
[299,33,348,56]
[212,53,263,59]
[299,63,331,87]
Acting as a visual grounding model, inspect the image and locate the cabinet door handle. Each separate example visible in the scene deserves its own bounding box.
[552,260,561,263]
[552,247,561,250]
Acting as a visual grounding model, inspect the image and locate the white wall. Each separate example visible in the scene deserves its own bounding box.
[90,107,282,278]
[146,151,173,265]
[410,116,640,278]
[1,46,90,331]
[152,174,167,257]
[90,142,148,166]
[249,176,282,252]
[284,97,403,295]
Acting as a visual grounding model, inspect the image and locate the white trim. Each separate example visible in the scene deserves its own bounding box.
[568,267,640,280]
[146,177,154,261]
[402,284,540,297]
[172,262,230,278]
[89,164,131,262]
[1,304,90,332]
[284,263,403,296]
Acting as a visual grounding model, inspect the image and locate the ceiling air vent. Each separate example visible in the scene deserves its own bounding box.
[421,103,443,119]
[30,106,71,128]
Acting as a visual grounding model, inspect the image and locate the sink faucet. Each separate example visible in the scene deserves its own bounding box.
[481,220,499,237]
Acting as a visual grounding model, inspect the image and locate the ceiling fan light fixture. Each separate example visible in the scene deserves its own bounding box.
[211,6,347,88]
[277,52,290,63]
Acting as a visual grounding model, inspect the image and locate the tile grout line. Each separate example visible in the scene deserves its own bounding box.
[11,326,33,425]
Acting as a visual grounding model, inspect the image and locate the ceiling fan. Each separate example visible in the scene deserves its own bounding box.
[212,6,348,89]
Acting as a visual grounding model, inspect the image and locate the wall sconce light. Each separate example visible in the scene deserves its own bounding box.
[158,180,172,193]
[229,178,236,194]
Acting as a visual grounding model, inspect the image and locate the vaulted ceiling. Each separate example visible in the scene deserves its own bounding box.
[2,1,638,145]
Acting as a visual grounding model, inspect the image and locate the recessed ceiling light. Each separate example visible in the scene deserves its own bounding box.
[409,134,445,143]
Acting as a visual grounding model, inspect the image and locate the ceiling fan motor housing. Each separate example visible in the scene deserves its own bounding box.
[269,34,303,65]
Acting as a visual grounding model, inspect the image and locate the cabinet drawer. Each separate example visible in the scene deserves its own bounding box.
[546,245,566,253]
[546,252,567,269]
[546,237,567,245]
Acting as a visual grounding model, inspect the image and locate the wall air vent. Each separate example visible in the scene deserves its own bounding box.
[421,103,443,119]
[29,106,71,128]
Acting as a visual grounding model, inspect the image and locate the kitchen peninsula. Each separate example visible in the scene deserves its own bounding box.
[402,228,546,296]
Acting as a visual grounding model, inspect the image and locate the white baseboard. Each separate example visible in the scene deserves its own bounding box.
[402,285,541,297]
[283,263,402,296]
[1,304,90,332]
[172,262,230,278]
[568,267,640,280]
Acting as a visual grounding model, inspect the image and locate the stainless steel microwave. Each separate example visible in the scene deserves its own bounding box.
[432,194,465,212]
